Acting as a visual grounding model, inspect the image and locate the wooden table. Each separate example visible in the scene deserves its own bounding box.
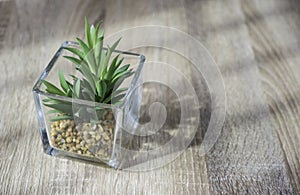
[1,0,299,194]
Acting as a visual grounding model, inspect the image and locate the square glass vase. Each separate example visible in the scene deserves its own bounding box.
[33,41,145,168]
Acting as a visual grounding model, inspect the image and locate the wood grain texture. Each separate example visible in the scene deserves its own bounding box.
[0,1,13,52]
[0,0,299,194]
[185,0,297,194]
[241,0,300,193]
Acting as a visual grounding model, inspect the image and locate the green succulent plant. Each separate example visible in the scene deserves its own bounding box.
[42,18,134,122]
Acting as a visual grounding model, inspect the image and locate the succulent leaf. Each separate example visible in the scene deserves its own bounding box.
[58,70,69,93]
[85,17,92,48]
[64,47,84,60]
[43,80,65,96]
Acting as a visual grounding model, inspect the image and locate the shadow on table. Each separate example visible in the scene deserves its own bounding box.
[114,67,212,170]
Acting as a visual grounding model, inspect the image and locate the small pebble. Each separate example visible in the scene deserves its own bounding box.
[66,137,72,143]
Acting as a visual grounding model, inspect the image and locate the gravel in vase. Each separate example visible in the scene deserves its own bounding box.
[49,111,115,160]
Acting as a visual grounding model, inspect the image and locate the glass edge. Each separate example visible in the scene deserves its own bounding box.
[119,54,145,108]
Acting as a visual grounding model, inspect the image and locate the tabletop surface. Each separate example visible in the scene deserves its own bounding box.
[0,0,300,194]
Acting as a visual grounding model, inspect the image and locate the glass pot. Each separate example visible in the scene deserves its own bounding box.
[33,41,145,168]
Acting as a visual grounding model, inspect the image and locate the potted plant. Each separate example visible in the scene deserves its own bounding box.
[33,18,145,168]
